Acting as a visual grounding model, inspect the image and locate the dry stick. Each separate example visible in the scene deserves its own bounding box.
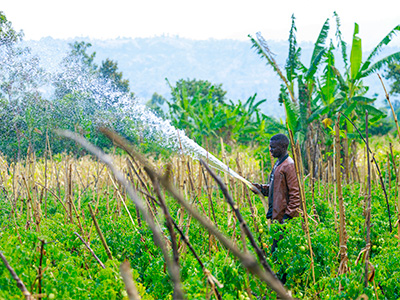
[126,161,142,227]
[146,170,180,266]
[390,143,399,188]
[88,204,113,261]
[127,158,158,217]
[340,113,392,232]
[56,129,185,300]
[201,160,276,275]
[99,127,293,300]
[74,232,106,269]
[288,130,316,285]
[37,239,46,296]
[335,114,349,282]
[169,210,223,300]
[378,73,400,139]
[236,155,266,230]
[160,166,292,299]
[200,165,218,227]
[364,110,372,288]
[120,261,142,300]
[386,152,392,193]
[107,173,140,235]
[171,162,219,292]
[0,250,35,300]
[379,73,400,238]
[397,170,400,246]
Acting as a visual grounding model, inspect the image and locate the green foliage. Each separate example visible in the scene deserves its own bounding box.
[250,13,400,149]
[0,11,23,46]
[146,92,167,119]
[385,62,400,96]
[165,78,284,160]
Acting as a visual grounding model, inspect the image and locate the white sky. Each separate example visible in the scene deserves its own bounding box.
[2,0,400,50]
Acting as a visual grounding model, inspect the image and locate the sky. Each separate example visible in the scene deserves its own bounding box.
[2,0,400,50]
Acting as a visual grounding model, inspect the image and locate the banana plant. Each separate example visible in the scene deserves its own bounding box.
[326,21,400,131]
[249,15,330,142]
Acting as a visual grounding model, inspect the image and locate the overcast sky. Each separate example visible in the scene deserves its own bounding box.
[2,0,400,50]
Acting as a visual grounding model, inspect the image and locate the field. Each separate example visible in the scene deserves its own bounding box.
[0,129,399,300]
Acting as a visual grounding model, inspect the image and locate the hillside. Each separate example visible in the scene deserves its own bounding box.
[22,36,399,119]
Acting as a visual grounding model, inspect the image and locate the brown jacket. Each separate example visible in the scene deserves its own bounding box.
[263,156,301,222]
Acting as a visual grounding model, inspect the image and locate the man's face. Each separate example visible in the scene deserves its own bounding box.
[269,140,286,158]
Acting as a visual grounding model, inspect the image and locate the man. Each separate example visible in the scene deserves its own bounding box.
[253,133,300,224]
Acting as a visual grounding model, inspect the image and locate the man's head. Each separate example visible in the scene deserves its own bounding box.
[269,134,289,159]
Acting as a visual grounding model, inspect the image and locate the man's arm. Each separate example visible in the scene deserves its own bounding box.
[283,163,300,219]
[251,183,269,196]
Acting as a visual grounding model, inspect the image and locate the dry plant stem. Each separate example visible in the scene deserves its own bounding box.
[149,168,222,299]
[288,129,316,285]
[170,212,222,300]
[340,113,392,232]
[200,165,218,227]
[0,250,35,300]
[397,172,400,246]
[88,204,113,260]
[146,170,180,266]
[200,160,276,276]
[120,261,142,300]
[56,129,185,300]
[378,73,400,139]
[159,169,292,299]
[74,232,106,269]
[390,143,399,187]
[99,127,292,300]
[108,173,140,234]
[235,156,266,229]
[127,158,158,214]
[335,115,349,279]
[38,240,45,295]
[364,111,372,287]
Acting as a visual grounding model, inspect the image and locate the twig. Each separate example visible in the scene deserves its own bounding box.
[120,261,142,300]
[74,232,106,269]
[0,250,35,300]
[340,112,392,232]
[88,204,113,261]
[98,127,293,300]
[56,129,185,300]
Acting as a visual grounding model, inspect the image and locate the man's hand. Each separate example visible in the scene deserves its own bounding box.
[252,183,262,193]
[251,183,269,196]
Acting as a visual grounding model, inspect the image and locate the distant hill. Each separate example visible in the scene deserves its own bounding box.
[21,36,400,119]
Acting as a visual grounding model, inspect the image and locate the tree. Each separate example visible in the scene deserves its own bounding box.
[385,63,400,96]
[0,11,23,46]
[0,11,49,158]
[172,78,227,104]
[146,92,166,118]
[166,78,282,151]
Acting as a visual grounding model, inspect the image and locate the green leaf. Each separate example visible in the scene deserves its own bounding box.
[284,99,299,132]
[350,23,362,80]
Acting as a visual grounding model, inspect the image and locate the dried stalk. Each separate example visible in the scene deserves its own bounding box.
[74,232,106,269]
[120,261,142,300]
[335,114,349,279]
[201,160,274,276]
[288,129,316,285]
[340,113,392,232]
[0,250,35,300]
[364,110,372,287]
[56,129,185,300]
[88,204,113,261]
[146,169,180,266]
[99,127,293,300]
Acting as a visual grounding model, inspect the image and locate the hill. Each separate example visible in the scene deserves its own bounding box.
[21,36,400,119]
